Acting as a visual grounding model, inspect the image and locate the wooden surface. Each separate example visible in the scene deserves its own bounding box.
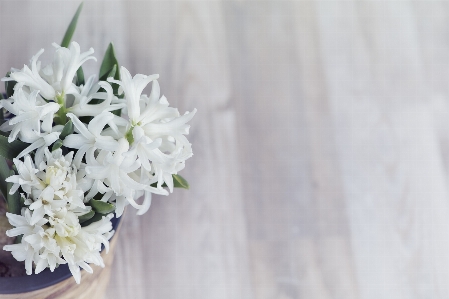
[1,1,449,298]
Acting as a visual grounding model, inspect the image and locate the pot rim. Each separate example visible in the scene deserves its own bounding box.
[0,215,121,294]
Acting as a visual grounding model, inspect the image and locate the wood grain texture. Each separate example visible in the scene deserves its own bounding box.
[1,1,449,298]
[315,2,449,298]
[107,2,253,299]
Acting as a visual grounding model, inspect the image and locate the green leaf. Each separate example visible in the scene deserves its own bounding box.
[0,156,10,199]
[0,135,28,160]
[76,66,85,86]
[5,72,16,98]
[6,170,20,215]
[112,108,122,116]
[14,235,23,244]
[106,64,117,79]
[90,199,115,214]
[173,174,189,189]
[80,212,104,227]
[51,139,63,152]
[150,174,190,190]
[60,2,84,48]
[60,120,74,140]
[78,210,95,223]
[99,43,120,81]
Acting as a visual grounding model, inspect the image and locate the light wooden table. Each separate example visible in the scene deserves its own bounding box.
[2,1,449,298]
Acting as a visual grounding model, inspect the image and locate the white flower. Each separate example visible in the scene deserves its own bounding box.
[50,209,114,284]
[45,42,96,95]
[108,168,163,217]
[85,138,144,196]
[0,88,59,143]
[2,42,96,100]
[16,131,60,159]
[126,126,162,172]
[63,112,119,167]
[108,67,159,121]
[6,155,40,195]
[3,207,114,284]
[3,209,48,275]
[7,148,87,225]
[108,67,196,190]
[68,215,114,283]
[68,79,125,117]
[1,39,197,282]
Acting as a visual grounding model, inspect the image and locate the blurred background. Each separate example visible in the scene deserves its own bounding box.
[2,1,449,298]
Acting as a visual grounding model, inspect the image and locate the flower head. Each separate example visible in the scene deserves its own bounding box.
[2,42,96,100]
[1,39,195,283]
[0,88,60,143]
[3,208,114,283]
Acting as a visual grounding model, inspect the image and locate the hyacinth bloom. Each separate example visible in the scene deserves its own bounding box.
[108,66,197,190]
[1,35,195,284]
[2,42,96,100]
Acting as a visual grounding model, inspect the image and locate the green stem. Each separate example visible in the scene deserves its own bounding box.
[125,126,134,145]
[55,93,67,125]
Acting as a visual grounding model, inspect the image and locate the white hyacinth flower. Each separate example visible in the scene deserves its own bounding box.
[1,40,196,283]
[16,131,60,159]
[3,209,48,275]
[2,42,96,100]
[3,208,114,284]
[108,66,196,191]
[0,88,59,143]
[6,148,88,225]
[85,138,145,196]
[68,79,125,117]
[6,155,40,195]
[63,111,119,167]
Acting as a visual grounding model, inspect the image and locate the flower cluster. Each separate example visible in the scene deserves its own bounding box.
[0,41,195,283]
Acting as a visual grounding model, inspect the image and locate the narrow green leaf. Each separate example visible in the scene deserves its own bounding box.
[78,210,95,223]
[0,135,28,160]
[99,43,120,81]
[60,120,74,140]
[90,199,115,214]
[5,72,16,98]
[76,66,85,86]
[0,106,4,124]
[173,174,189,189]
[0,156,10,199]
[6,170,20,215]
[60,2,84,48]
[80,212,104,227]
[51,139,63,152]
[107,64,117,79]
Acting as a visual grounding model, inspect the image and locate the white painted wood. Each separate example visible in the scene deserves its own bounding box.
[107,2,253,299]
[316,2,449,298]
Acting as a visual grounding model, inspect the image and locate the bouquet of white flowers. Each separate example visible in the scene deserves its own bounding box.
[0,3,195,284]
